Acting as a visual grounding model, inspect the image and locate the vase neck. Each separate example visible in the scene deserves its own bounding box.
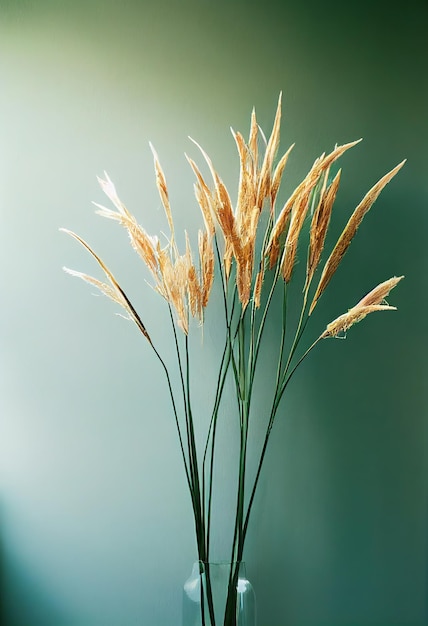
[195,561,247,576]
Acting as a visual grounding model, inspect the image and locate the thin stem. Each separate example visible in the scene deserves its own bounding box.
[246,212,274,387]
[250,263,281,383]
[242,335,322,545]
[203,236,238,558]
[149,338,192,495]
[274,335,322,415]
[281,287,310,380]
[238,312,246,403]
[203,340,231,560]
[168,306,202,542]
[228,309,250,578]
[228,393,244,565]
[184,335,217,626]
[214,235,232,328]
[184,334,205,558]
[275,280,288,391]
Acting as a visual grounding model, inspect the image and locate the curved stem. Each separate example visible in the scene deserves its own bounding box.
[274,335,322,415]
[281,287,309,379]
[149,338,192,495]
[241,335,322,545]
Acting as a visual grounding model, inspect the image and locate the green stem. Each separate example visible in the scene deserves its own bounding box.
[203,340,232,560]
[184,334,205,558]
[282,287,309,379]
[227,312,251,617]
[241,335,322,546]
[275,280,288,390]
[168,306,203,550]
[274,336,322,415]
[184,335,217,626]
[238,313,246,403]
[250,263,281,384]
[203,236,238,558]
[149,339,192,497]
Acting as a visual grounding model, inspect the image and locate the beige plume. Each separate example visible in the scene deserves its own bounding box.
[321,275,403,338]
[149,143,176,250]
[61,229,152,343]
[310,160,406,314]
[305,169,341,290]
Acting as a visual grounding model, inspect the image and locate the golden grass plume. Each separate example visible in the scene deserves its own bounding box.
[61,228,152,343]
[310,160,406,314]
[63,95,404,334]
[321,275,404,338]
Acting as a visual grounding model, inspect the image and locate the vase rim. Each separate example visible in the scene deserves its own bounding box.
[196,560,245,565]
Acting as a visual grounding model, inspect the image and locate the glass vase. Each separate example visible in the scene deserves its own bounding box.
[182,561,256,626]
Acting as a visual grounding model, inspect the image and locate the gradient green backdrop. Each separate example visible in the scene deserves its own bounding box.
[0,1,427,625]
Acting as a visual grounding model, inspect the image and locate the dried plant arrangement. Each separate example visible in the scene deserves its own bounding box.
[62,94,404,626]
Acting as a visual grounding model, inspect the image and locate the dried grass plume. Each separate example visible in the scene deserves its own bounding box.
[321,275,404,338]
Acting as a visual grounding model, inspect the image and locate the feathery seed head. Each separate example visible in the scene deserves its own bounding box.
[149,143,176,248]
[356,275,404,307]
[63,96,404,339]
[61,229,152,343]
[305,168,341,290]
[321,275,403,338]
[310,160,406,314]
[322,304,396,338]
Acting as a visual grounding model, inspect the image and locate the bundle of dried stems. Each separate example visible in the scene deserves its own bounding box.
[62,94,404,626]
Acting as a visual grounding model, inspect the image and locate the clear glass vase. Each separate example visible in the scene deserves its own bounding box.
[182,561,256,626]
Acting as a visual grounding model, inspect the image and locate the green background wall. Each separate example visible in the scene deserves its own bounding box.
[0,1,427,624]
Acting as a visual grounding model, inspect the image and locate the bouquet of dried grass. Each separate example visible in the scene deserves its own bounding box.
[62,95,404,626]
